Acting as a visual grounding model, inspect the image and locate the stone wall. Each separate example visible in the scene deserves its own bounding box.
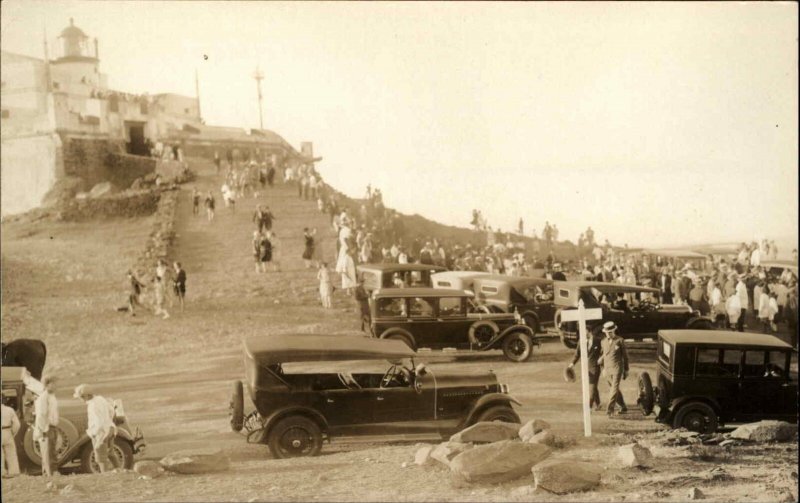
[132,189,179,278]
[61,135,156,190]
[59,189,160,221]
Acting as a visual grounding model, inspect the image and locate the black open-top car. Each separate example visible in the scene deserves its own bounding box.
[638,330,798,433]
[229,334,521,458]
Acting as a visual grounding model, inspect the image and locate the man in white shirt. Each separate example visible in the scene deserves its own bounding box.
[22,371,59,476]
[735,275,749,332]
[73,384,117,473]
[1,398,21,477]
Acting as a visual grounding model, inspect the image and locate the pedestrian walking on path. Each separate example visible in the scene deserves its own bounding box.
[127,270,145,316]
[153,276,170,319]
[318,262,333,308]
[567,328,602,410]
[204,191,216,222]
[21,370,58,476]
[599,322,628,416]
[73,384,117,473]
[173,262,187,312]
[303,228,315,268]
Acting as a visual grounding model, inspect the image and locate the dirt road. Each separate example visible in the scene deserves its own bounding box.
[2,161,797,502]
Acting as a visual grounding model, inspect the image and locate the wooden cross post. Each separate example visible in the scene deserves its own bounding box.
[559,299,603,437]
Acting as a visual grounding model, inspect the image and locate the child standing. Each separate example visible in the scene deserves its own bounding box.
[192,188,200,216]
[317,262,333,308]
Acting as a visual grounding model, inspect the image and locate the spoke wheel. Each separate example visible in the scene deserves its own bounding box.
[80,437,134,473]
[472,324,496,346]
[268,416,322,459]
[672,402,718,433]
[502,332,533,362]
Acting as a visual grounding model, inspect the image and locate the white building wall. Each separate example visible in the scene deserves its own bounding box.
[1,133,62,216]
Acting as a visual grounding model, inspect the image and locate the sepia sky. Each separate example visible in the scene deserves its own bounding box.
[2,1,797,252]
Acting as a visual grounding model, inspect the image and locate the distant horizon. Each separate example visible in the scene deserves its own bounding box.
[2,1,796,252]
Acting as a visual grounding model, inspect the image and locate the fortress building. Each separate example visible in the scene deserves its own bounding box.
[2,19,312,216]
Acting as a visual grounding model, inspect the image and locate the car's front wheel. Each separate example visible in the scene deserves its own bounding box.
[476,405,521,424]
[502,332,533,362]
[79,437,134,473]
[267,416,323,459]
[672,402,718,433]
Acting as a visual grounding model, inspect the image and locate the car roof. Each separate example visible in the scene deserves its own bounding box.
[244,334,416,365]
[475,275,553,287]
[659,330,793,348]
[554,280,659,294]
[357,263,447,272]
[431,271,488,279]
[373,287,473,298]
[644,249,708,258]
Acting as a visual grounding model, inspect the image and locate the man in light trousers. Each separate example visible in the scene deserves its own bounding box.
[599,321,629,416]
[73,384,118,473]
[21,371,60,476]
[1,397,21,477]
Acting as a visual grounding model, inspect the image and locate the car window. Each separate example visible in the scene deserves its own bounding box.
[408,271,424,287]
[436,280,452,288]
[696,348,739,377]
[722,349,742,377]
[765,351,788,378]
[409,297,434,318]
[743,350,766,378]
[791,352,798,380]
[376,298,406,317]
[481,286,499,294]
[361,271,378,290]
[439,297,463,317]
[659,340,672,366]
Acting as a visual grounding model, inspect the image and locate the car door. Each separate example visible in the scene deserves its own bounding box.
[318,387,377,428]
[371,371,437,434]
[406,297,439,348]
[435,297,470,347]
[737,349,786,420]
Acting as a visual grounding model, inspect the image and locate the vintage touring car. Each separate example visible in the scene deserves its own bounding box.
[0,367,145,473]
[228,335,521,458]
[369,288,537,362]
[553,281,714,348]
[471,276,556,334]
[637,330,797,433]
[357,263,447,293]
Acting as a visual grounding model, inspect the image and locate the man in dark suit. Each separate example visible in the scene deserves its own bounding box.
[658,266,673,304]
[552,263,567,281]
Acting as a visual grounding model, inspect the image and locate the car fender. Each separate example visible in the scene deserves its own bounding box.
[61,426,137,463]
[685,315,714,327]
[263,406,330,438]
[521,310,541,332]
[462,393,522,426]
[378,328,416,346]
[484,324,536,350]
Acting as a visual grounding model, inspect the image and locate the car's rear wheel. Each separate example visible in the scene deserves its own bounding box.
[476,405,520,424]
[637,372,654,416]
[79,437,134,473]
[502,332,533,362]
[672,402,718,433]
[268,416,323,459]
[383,332,416,351]
[688,319,714,330]
[230,380,245,432]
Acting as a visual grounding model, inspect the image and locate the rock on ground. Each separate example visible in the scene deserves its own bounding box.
[526,430,556,447]
[618,443,652,467]
[519,419,551,441]
[729,421,798,442]
[89,181,116,198]
[431,441,474,468]
[450,421,520,443]
[450,440,551,484]
[688,487,704,500]
[134,460,165,478]
[414,445,434,466]
[160,448,230,474]
[532,460,601,494]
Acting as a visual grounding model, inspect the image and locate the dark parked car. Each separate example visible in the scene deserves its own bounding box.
[369,288,537,362]
[357,263,447,293]
[553,281,714,348]
[0,367,145,473]
[228,334,521,458]
[472,276,556,334]
[637,330,797,433]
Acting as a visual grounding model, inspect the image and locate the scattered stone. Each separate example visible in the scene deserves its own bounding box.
[526,430,556,447]
[88,181,116,198]
[160,448,230,474]
[653,490,670,498]
[414,445,434,466]
[134,460,164,479]
[248,498,258,503]
[450,440,551,484]
[450,421,520,443]
[729,421,798,442]
[59,483,83,496]
[678,430,700,438]
[401,462,409,468]
[700,433,726,445]
[618,443,652,467]
[719,439,738,448]
[510,485,535,497]
[519,419,551,441]
[532,460,601,494]
[430,441,473,468]
[687,487,704,500]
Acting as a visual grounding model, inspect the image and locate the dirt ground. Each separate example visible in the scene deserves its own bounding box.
[1,160,797,502]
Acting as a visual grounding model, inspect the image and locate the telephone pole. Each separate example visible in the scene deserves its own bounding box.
[195,68,202,121]
[253,66,264,130]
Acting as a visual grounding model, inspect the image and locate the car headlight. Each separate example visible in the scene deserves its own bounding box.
[499,383,510,394]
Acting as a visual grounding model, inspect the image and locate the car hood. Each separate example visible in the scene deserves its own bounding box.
[429,371,499,390]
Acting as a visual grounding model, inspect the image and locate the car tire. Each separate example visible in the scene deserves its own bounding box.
[79,437,134,473]
[476,405,521,424]
[23,417,79,466]
[637,372,654,416]
[230,380,245,432]
[672,402,718,433]
[267,415,323,459]
[382,332,416,351]
[656,374,670,410]
[502,332,533,362]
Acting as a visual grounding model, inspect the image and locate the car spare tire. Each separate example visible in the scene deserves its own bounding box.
[637,372,654,416]
[230,380,244,432]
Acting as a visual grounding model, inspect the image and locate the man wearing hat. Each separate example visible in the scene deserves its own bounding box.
[73,384,117,473]
[599,321,629,416]
[566,327,602,410]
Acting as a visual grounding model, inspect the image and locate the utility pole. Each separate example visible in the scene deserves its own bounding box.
[252,65,264,130]
[195,68,202,122]
[43,24,52,92]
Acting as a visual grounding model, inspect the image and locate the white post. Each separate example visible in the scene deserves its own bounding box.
[577,299,592,437]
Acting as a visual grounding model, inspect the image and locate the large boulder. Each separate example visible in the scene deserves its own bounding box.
[450,421,520,443]
[450,440,551,484]
[134,460,165,478]
[160,448,230,474]
[431,441,473,468]
[618,443,652,467]
[519,419,551,441]
[532,460,601,494]
[414,445,435,466]
[729,421,798,442]
[89,181,116,198]
[526,430,556,447]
